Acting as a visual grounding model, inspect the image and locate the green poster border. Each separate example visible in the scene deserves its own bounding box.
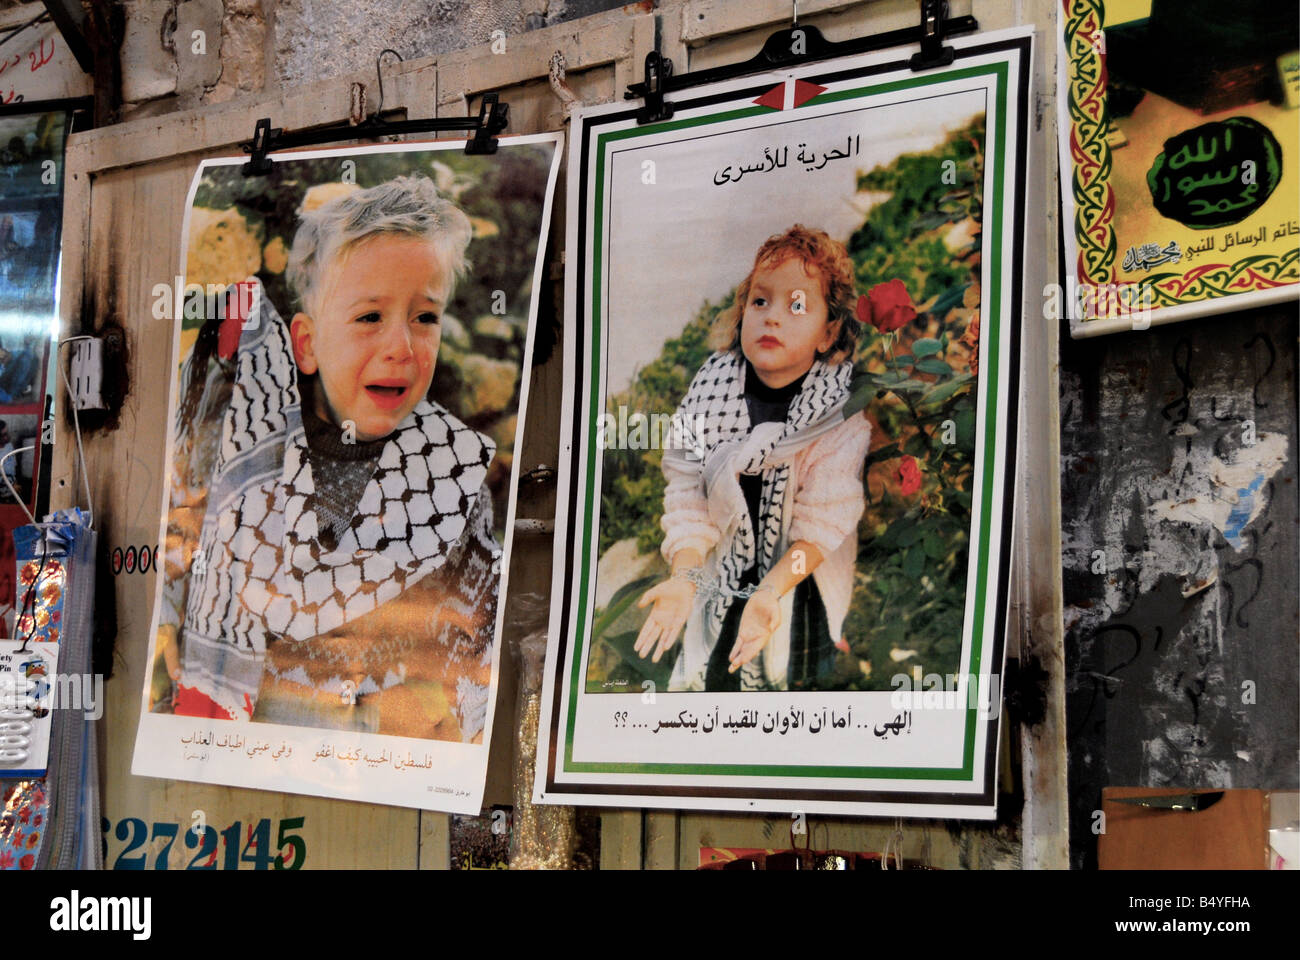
[563,60,1010,780]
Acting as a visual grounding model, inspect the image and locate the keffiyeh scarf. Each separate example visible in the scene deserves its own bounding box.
[664,350,853,641]
[178,281,494,719]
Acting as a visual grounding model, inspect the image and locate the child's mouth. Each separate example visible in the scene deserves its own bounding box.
[757,336,782,348]
[365,383,409,410]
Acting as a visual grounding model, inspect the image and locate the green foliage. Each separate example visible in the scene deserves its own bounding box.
[598,294,726,556]
[841,119,985,690]
[849,116,984,304]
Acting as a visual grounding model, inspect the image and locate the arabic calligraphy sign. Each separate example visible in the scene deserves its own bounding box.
[1060,0,1300,332]
[713,135,862,184]
[534,29,1031,818]
[1147,118,1281,228]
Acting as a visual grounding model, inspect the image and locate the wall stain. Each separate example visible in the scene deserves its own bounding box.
[1060,306,1298,868]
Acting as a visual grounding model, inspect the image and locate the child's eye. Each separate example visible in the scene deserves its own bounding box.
[415,312,440,325]
[751,296,768,307]
[355,312,382,324]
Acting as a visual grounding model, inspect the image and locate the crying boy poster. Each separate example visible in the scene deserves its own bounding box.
[132,134,561,813]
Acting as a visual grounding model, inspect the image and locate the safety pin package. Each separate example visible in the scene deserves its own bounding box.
[0,640,59,778]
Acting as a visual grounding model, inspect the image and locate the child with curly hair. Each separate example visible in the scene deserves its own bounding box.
[635,225,871,692]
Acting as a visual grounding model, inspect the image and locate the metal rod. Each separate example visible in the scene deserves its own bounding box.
[625,14,977,99]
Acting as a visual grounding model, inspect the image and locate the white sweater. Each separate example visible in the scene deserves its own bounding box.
[659,412,871,689]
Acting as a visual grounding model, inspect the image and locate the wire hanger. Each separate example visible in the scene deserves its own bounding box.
[371,48,402,121]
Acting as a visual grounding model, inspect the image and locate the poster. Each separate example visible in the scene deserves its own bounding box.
[535,29,1031,818]
[1060,0,1300,333]
[0,108,68,629]
[131,133,562,813]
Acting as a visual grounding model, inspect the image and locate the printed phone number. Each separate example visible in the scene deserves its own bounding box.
[101,816,306,870]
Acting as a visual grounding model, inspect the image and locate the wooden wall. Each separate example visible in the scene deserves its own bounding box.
[51,0,1069,869]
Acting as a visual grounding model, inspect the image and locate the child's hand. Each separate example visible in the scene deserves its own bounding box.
[634,578,696,663]
[729,587,781,673]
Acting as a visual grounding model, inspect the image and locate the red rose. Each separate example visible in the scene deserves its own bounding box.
[859,279,917,334]
[854,294,871,325]
[19,853,34,870]
[895,455,923,496]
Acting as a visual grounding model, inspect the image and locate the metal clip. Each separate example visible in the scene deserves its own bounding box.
[634,51,675,125]
[468,93,509,155]
[910,0,955,71]
[242,117,280,176]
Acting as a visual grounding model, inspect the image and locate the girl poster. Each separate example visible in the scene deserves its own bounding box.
[132,134,561,813]
[535,30,1031,818]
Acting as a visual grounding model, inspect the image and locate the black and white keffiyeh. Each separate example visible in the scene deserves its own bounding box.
[177,280,495,719]
[664,350,853,642]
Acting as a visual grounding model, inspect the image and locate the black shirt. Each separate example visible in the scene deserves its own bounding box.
[738,361,805,578]
[299,375,388,550]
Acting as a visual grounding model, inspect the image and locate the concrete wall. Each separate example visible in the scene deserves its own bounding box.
[1061,303,1298,868]
[11,0,633,118]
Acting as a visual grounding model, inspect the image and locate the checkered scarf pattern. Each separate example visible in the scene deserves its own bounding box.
[667,350,852,638]
[178,282,494,719]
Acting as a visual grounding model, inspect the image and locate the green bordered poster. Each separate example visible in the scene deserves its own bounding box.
[535,28,1031,818]
[1060,0,1299,334]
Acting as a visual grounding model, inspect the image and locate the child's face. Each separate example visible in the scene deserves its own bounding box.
[290,234,448,442]
[740,256,839,389]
